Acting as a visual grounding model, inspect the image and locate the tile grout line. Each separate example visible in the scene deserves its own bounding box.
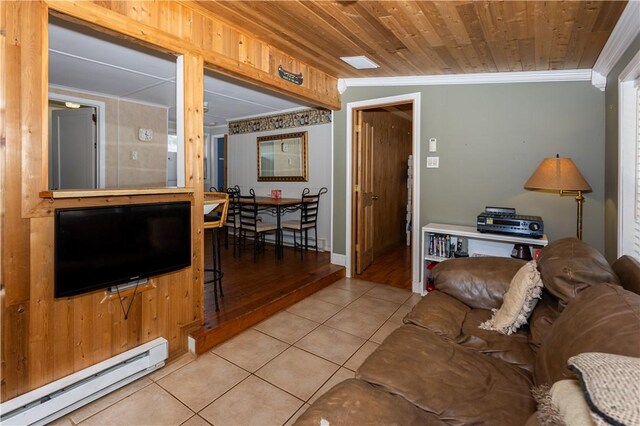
[194,373,305,422]
[73,280,416,426]
[78,381,196,426]
[70,378,156,425]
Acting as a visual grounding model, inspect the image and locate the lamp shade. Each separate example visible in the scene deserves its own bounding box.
[524,157,592,192]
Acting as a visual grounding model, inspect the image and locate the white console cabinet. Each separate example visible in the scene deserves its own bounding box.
[421,223,548,292]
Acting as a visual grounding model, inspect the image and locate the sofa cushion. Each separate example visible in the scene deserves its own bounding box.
[612,255,640,295]
[479,260,543,335]
[406,294,536,371]
[293,379,447,426]
[534,284,640,386]
[528,290,562,352]
[433,257,526,310]
[403,290,469,339]
[460,309,535,372]
[356,325,536,425]
[536,238,620,309]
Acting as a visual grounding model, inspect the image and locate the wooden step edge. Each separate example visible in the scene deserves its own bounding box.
[190,267,346,354]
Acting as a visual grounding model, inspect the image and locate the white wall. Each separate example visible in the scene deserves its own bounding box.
[227,123,332,250]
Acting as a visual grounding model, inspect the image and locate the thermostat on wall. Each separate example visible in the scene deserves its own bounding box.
[138,128,153,141]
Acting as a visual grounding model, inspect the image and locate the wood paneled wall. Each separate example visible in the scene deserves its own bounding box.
[48,0,339,110]
[361,109,413,255]
[1,0,339,401]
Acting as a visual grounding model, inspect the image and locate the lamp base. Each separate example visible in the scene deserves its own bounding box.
[575,191,584,240]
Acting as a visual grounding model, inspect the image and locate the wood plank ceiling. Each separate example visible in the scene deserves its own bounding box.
[193,1,628,78]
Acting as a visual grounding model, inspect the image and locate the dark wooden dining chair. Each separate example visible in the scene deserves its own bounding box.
[238,189,278,261]
[281,187,328,257]
[224,185,241,256]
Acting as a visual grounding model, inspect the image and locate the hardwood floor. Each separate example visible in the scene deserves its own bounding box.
[190,230,345,353]
[355,243,412,290]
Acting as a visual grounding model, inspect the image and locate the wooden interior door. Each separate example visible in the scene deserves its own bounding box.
[51,107,97,190]
[366,107,413,254]
[355,110,375,274]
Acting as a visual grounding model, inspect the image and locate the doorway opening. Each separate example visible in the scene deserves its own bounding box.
[203,133,227,192]
[48,95,105,190]
[346,93,422,293]
[352,102,413,289]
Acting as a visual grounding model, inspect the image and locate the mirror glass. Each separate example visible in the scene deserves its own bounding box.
[257,132,308,181]
[48,16,181,190]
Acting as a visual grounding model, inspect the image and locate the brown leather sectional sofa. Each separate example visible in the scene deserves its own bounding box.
[295,238,640,425]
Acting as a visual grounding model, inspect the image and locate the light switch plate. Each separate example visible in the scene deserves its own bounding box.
[426,156,439,168]
[428,138,437,152]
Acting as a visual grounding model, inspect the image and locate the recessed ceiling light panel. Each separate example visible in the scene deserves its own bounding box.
[340,56,379,70]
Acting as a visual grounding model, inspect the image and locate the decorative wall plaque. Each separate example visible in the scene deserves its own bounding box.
[278,65,303,85]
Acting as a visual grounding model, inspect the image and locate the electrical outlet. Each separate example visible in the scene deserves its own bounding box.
[131,150,138,160]
[426,156,439,168]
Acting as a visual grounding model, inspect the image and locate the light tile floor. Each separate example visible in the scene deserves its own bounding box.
[51,278,422,426]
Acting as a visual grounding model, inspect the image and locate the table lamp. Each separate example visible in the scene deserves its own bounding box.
[524,155,592,240]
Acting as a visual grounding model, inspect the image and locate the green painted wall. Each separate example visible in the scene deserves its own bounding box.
[333,81,605,256]
[604,34,640,262]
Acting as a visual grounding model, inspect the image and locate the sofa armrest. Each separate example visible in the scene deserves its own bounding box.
[612,255,640,295]
[433,257,526,310]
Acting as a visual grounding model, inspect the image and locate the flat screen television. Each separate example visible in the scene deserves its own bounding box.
[55,201,191,298]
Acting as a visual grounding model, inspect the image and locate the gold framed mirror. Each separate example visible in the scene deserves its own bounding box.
[257,131,308,181]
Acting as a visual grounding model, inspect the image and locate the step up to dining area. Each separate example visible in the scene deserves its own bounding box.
[191,234,345,353]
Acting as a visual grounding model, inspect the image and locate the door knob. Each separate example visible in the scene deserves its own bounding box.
[372,195,379,200]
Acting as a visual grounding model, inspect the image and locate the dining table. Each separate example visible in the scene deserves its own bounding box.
[237,196,302,258]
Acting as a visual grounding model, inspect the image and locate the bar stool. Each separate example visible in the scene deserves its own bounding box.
[204,192,229,312]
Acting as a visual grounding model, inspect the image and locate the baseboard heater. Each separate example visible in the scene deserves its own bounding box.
[0,337,168,426]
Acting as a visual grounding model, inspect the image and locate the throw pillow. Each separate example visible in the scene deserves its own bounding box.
[568,352,640,426]
[550,380,596,426]
[479,260,542,335]
[531,385,564,426]
[530,381,596,426]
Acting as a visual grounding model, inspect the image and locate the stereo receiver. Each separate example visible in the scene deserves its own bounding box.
[477,207,544,239]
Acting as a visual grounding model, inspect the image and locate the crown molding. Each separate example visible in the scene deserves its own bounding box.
[591,71,607,91]
[338,69,592,91]
[592,1,640,90]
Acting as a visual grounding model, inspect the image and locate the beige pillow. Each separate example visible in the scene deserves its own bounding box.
[479,260,542,335]
[550,380,596,426]
[530,381,596,426]
[569,352,640,426]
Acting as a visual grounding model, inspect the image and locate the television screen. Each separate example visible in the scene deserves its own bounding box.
[55,201,191,298]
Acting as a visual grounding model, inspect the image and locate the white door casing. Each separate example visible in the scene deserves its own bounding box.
[344,92,422,293]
